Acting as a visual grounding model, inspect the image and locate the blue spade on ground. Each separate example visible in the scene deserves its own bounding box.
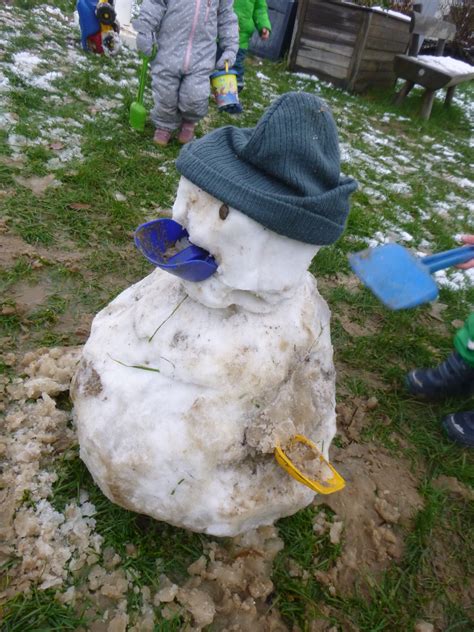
[349,243,474,310]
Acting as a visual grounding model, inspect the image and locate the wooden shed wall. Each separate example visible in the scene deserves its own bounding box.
[354,11,411,91]
[289,0,411,92]
[292,0,366,85]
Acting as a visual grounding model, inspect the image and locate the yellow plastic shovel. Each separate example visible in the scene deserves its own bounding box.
[275,434,345,495]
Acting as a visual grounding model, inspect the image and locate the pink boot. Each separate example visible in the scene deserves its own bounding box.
[153,128,172,146]
[177,121,196,144]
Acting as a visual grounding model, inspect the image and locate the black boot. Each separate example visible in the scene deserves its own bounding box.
[442,410,474,448]
[406,351,474,400]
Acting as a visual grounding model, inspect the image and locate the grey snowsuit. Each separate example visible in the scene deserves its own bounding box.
[133,0,238,131]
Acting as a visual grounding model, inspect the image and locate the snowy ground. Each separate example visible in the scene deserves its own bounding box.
[0,2,473,631]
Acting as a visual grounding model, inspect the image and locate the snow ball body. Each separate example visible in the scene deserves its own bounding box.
[72,178,337,536]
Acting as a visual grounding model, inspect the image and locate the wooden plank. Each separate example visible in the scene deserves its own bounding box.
[305,1,364,35]
[347,9,372,91]
[359,59,395,73]
[296,44,351,71]
[288,0,309,70]
[366,34,409,53]
[367,23,411,44]
[371,11,411,31]
[353,69,397,89]
[302,24,358,47]
[361,49,400,62]
[355,71,396,83]
[411,14,456,39]
[295,52,349,80]
[299,36,354,59]
[444,72,474,88]
[394,55,452,89]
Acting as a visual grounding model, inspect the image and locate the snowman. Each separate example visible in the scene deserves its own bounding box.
[71,93,357,537]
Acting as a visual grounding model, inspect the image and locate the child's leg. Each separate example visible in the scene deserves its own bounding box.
[233,48,247,92]
[150,62,182,132]
[178,70,211,126]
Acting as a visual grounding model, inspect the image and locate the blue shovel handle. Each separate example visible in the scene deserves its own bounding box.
[422,245,474,273]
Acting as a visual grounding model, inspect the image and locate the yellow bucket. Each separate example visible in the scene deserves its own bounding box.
[275,434,345,495]
[210,62,239,109]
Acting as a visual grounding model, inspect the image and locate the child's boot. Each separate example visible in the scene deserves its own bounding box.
[405,351,474,400]
[221,103,243,115]
[177,122,196,144]
[153,128,172,146]
[442,410,474,447]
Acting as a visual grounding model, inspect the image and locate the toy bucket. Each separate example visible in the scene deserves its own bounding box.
[134,218,218,283]
[275,434,345,495]
[210,62,239,109]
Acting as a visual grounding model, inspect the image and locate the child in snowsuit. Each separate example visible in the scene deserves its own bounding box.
[232,0,272,94]
[406,235,474,448]
[133,0,238,146]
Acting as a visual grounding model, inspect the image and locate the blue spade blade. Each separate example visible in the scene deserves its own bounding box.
[134,219,218,283]
[349,243,474,310]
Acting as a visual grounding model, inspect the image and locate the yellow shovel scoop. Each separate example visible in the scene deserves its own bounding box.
[275,434,345,495]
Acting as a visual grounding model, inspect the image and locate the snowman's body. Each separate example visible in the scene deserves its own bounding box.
[72,179,337,536]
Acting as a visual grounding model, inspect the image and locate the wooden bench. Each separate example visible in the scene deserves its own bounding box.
[393,8,474,119]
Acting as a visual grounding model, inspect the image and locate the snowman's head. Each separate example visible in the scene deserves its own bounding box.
[171,177,320,311]
[137,93,357,311]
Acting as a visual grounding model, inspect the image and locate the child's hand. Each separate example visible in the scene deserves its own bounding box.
[456,235,474,270]
[260,28,270,40]
[216,50,237,69]
[136,32,155,58]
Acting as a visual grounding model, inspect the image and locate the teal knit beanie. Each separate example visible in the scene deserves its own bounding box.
[175,92,358,245]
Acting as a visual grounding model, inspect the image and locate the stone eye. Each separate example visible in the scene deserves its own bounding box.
[219,204,229,220]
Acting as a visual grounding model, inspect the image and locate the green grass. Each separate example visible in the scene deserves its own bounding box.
[1,1,473,629]
[1,590,87,632]
[272,506,342,628]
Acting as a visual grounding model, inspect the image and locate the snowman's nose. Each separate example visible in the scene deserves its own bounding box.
[134,219,217,282]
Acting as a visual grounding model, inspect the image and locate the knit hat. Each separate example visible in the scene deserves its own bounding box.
[176,92,357,245]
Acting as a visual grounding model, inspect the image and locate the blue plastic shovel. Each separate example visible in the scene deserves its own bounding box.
[134,218,218,282]
[349,243,474,310]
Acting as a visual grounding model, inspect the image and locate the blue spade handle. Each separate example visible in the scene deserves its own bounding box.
[422,245,474,273]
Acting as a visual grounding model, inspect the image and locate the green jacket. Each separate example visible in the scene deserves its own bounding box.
[454,312,474,367]
[233,0,272,49]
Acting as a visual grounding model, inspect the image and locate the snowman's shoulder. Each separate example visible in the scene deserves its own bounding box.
[95,269,183,321]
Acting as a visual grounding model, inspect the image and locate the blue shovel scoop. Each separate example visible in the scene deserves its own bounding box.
[134,218,218,282]
[349,243,474,310]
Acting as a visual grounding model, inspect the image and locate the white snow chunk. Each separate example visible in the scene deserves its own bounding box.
[31,71,62,91]
[418,55,474,76]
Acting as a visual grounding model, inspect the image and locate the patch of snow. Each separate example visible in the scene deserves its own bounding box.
[292,72,320,83]
[0,72,10,92]
[31,71,62,91]
[371,7,411,21]
[386,181,412,195]
[414,55,474,76]
[362,186,387,201]
[12,52,43,78]
[434,267,474,290]
[444,175,474,189]
[0,112,17,130]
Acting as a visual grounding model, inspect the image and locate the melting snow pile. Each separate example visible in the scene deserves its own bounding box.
[72,178,339,537]
[0,347,104,599]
